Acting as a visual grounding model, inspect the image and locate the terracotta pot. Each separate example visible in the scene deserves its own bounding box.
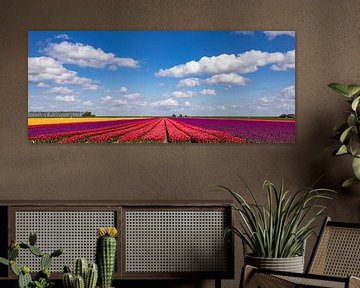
[245,254,304,273]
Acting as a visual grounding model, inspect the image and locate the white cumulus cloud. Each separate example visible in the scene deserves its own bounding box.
[82,100,93,106]
[101,95,113,103]
[45,86,73,94]
[200,89,216,96]
[263,31,295,40]
[166,89,216,98]
[205,73,249,85]
[35,82,49,88]
[43,41,139,69]
[251,85,295,113]
[119,86,128,93]
[177,77,201,87]
[55,95,76,102]
[270,50,295,71]
[123,93,141,100]
[169,91,196,98]
[101,93,146,107]
[28,56,99,90]
[152,98,179,107]
[156,49,295,78]
[54,34,70,40]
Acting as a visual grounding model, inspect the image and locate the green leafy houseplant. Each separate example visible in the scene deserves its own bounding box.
[328,83,360,187]
[221,179,334,259]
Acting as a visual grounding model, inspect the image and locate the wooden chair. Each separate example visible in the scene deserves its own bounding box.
[241,217,360,288]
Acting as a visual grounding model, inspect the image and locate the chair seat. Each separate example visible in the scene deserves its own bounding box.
[241,218,360,288]
[242,265,360,288]
[277,275,346,288]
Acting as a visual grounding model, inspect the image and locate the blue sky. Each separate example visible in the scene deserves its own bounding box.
[28,31,295,116]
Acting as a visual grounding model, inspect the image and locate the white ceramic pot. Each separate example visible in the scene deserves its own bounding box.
[245,254,305,273]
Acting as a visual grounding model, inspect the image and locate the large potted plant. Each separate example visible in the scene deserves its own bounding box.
[221,179,334,273]
[328,83,360,187]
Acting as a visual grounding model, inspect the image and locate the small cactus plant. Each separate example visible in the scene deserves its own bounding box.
[96,227,118,288]
[62,259,98,288]
[0,232,63,288]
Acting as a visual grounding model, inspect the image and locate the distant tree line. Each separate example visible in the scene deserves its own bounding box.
[171,114,188,118]
[28,111,95,117]
[279,114,295,119]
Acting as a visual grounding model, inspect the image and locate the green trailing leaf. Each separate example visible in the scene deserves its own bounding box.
[329,82,360,187]
[351,96,360,111]
[347,135,360,157]
[336,144,348,155]
[328,83,351,97]
[352,157,360,179]
[347,85,360,97]
[347,114,356,128]
[340,126,353,143]
[342,177,360,188]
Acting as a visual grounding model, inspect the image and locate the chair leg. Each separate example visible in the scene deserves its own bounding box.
[240,265,255,288]
[215,278,221,288]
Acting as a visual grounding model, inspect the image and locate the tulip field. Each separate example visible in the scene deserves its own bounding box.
[28,117,295,143]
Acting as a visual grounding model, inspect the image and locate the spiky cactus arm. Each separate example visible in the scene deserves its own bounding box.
[63,272,74,288]
[73,275,85,288]
[96,236,116,288]
[85,263,98,288]
[74,258,88,280]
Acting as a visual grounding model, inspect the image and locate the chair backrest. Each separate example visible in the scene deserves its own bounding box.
[307,217,360,277]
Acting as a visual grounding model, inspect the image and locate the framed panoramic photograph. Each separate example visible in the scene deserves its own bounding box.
[28,31,295,143]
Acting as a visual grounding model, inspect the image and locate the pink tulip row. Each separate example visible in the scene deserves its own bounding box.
[167,118,248,143]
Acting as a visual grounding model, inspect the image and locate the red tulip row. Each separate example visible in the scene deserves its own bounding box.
[28,119,148,143]
[142,118,166,142]
[165,119,191,142]
[28,117,249,143]
[88,118,160,143]
[59,121,147,143]
[119,119,162,142]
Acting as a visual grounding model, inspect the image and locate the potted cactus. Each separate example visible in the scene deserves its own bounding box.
[62,258,98,288]
[0,232,63,288]
[96,227,118,288]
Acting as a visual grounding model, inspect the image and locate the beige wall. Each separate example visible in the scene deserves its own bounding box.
[1,1,360,287]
